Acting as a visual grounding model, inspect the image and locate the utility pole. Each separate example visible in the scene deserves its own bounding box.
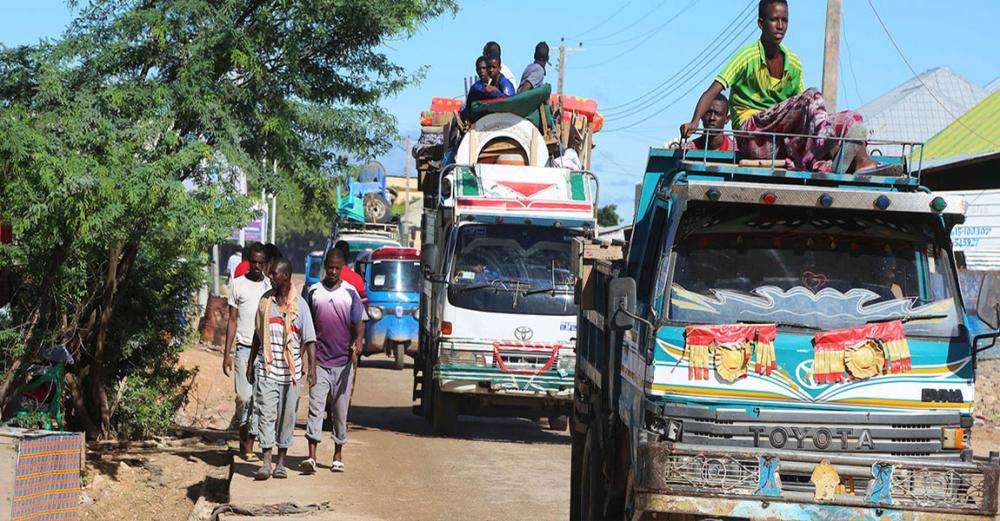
[556,39,585,102]
[404,138,412,216]
[821,0,842,112]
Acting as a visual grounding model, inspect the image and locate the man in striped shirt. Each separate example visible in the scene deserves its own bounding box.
[247,258,316,480]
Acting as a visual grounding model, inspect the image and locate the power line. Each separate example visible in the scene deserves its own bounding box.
[565,0,634,41]
[603,21,756,124]
[603,25,758,133]
[599,0,756,115]
[841,11,865,106]
[583,2,672,45]
[866,0,999,148]
[575,0,699,71]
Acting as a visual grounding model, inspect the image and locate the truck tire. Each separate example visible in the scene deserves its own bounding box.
[570,416,585,521]
[547,414,569,431]
[580,428,606,520]
[393,343,405,371]
[432,382,458,435]
[364,193,392,223]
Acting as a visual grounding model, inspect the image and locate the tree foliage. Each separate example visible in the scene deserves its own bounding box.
[0,0,455,439]
[597,204,622,227]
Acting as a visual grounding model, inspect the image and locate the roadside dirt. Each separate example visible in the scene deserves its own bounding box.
[79,346,235,521]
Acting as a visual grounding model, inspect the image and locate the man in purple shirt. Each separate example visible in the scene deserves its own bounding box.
[300,247,365,473]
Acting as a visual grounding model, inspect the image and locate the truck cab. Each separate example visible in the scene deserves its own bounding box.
[573,143,1000,520]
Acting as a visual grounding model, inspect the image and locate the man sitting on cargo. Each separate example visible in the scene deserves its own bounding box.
[484,41,517,87]
[462,55,515,120]
[517,41,549,94]
[680,0,891,175]
[684,93,737,152]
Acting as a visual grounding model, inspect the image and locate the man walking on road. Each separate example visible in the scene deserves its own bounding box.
[247,258,316,480]
[300,247,364,474]
[224,241,269,461]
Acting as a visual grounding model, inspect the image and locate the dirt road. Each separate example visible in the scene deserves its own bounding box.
[226,355,571,520]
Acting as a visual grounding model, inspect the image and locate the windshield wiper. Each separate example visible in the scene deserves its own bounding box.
[738,319,823,331]
[522,282,575,296]
[866,314,948,324]
[458,278,531,293]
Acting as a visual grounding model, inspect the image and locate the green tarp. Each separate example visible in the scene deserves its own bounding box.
[469,83,553,132]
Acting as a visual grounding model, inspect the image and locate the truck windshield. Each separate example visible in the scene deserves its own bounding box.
[667,204,961,338]
[369,259,421,293]
[448,224,578,316]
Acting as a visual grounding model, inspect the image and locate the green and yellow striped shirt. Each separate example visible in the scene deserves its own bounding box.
[716,40,805,128]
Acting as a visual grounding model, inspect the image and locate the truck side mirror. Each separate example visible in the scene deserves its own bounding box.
[977,274,1000,330]
[608,277,638,330]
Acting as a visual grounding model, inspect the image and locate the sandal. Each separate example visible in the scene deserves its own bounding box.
[855,162,905,178]
[272,465,288,479]
[241,452,259,462]
[299,458,317,474]
[254,463,272,481]
[331,460,345,473]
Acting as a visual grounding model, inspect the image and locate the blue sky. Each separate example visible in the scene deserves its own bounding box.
[5,1,999,221]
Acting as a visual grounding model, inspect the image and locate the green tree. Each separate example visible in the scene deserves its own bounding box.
[597,204,622,227]
[0,0,455,439]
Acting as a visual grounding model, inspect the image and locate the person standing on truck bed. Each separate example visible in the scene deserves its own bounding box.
[300,247,365,474]
[247,258,316,480]
[483,40,516,87]
[681,0,891,175]
[684,93,737,152]
[517,41,549,94]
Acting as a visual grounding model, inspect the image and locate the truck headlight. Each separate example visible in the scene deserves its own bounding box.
[367,306,383,320]
[439,348,486,367]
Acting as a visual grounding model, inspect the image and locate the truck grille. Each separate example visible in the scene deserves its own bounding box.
[661,403,964,457]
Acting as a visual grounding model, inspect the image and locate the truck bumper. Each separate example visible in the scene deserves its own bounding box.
[435,366,574,400]
[633,439,1000,520]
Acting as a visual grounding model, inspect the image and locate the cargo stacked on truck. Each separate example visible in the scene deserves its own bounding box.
[572,136,1000,520]
[412,85,603,434]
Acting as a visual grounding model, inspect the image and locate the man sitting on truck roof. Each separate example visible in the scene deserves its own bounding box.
[681,0,893,175]
[462,55,515,120]
[517,41,549,94]
[684,93,737,152]
[483,41,516,87]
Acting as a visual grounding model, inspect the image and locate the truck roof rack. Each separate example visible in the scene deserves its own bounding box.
[650,129,928,192]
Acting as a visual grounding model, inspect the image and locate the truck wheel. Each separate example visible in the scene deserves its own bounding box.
[393,343,405,371]
[421,361,434,421]
[570,417,585,520]
[364,193,392,223]
[580,428,606,520]
[432,382,458,435]
[547,414,569,431]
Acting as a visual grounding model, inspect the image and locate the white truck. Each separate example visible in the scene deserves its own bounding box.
[412,86,600,433]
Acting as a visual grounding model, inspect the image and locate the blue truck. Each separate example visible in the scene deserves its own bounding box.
[571,141,1000,520]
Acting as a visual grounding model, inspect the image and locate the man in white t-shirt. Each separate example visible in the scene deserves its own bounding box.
[224,242,270,461]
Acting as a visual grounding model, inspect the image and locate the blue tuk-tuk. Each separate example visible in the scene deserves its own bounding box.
[354,247,421,370]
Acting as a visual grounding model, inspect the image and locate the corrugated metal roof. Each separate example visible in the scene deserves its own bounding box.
[919,90,1000,167]
[857,67,988,157]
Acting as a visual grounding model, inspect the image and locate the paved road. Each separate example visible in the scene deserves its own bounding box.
[228,355,571,520]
